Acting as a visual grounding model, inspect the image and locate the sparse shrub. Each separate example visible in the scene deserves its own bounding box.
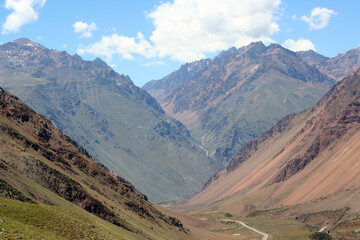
[309,232,334,240]
[224,213,233,217]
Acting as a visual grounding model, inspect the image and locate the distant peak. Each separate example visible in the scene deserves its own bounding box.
[267,43,296,55]
[93,58,108,68]
[299,49,317,54]
[242,41,266,54]
[13,38,37,45]
[249,41,266,48]
[216,46,238,59]
[268,43,283,49]
[73,54,83,61]
[12,38,44,49]
[227,46,238,52]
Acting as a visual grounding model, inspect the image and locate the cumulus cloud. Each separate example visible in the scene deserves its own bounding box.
[147,0,281,62]
[78,0,281,62]
[301,7,337,30]
[282,39,316,52]
[77,33,155,61]
[2,0,46,34]
[73,21,98,38]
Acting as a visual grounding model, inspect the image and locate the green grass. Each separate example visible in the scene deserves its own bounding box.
[236,216,312,240]
[0,197,131,240]
[194,212,313,239]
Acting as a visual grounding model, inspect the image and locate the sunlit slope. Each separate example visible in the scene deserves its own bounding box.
[189,67,360,212]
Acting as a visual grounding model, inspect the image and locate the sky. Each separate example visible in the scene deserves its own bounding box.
[0,0,359,87]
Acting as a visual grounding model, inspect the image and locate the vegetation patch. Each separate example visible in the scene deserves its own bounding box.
[309,232,334,240]
[247,207,289,217]
[0,197,130,240]
[0,179,34,203]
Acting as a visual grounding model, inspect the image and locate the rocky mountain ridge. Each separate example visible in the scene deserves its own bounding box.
[0,38,222,202]
[144,42,335,165]
[297,46,360,81]
[0,38,163,113]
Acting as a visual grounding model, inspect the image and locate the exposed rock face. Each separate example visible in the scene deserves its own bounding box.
[229,67,360,178]
[298,47,360,81]
[144,42,335,165]
[0,38,222,202]
[0,87,185,235]
[190,67,360,213]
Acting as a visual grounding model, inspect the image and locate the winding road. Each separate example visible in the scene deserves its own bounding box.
[221,219,269,240]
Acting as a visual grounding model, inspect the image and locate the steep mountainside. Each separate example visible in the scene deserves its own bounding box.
[0,38,221,202]
[188,68,360,235]
[298,47,360,81]
[144,42,335,165]
[0,87,188,239]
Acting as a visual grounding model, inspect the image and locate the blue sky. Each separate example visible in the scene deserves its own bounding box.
[0,0,359,87]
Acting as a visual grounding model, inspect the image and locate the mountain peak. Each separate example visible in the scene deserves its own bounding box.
[93,57,109,68]
[215,46,238,59]
[11,38,44,49]
[250,41,265,47]
[268,42,284,49]
[12,38,34,44]
[241,41,267,55]
[246,41,266,50]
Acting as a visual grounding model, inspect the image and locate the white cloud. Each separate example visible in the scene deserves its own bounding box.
[147,0,281,62]
[301,7,337,30]
[73,21,98,38]
[2,0,46,34]
[282,39,316,52]
[78,0,281,63]
[62,44,67,49]
[77,33,155,61]
[36,35,43,40]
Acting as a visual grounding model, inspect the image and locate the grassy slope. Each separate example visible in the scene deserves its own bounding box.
[0,197,138,240]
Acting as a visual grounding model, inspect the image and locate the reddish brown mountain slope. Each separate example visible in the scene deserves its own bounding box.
[189,67,360,213]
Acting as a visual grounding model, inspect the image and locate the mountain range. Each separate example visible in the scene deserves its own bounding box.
[1,37,360,238]
[187,66,360,239]
[144,42,336,165]
[0,69,266,240]
[0,38,221,202]
[297,46,360,81]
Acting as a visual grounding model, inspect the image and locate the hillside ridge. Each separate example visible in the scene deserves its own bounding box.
[144,41,335,165]
[0,38,222,202]
[0,87,187,239]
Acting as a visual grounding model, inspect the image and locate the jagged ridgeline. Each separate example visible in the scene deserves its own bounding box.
[0,87,188,239]
[0,38,222,202]
[144,42,336,165]
[297,46,360,81]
